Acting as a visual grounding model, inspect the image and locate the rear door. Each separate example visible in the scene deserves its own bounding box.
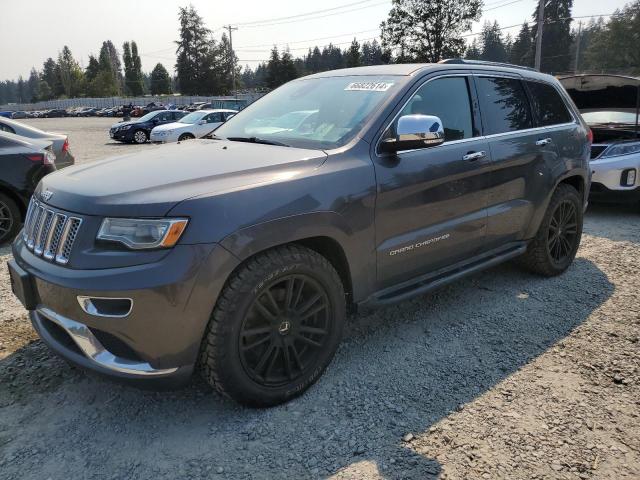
[373,74,492,288]
[473,74,559,248]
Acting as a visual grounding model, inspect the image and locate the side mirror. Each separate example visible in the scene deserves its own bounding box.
[380,114,445,153]
[152,118,159,124]
[226,114,235,120]
[197,119,207,125]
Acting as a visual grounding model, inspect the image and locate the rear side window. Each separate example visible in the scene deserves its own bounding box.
[0,122,15,134]
[526,81,573,126]
[475,77,533,135]
[400,76,475,142]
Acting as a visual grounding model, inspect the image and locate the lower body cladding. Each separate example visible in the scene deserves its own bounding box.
[9,239,240,386]
[589,154,640,203]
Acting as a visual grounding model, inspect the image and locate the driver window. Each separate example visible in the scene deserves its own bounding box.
[398,77,475,142]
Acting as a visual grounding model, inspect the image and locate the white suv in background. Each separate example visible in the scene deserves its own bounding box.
[150,109,237,143]
[561,74,640,205]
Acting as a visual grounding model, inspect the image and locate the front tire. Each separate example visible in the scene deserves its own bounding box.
[178,133,195,141]
[0,193,20,244]
[200,245,346,407]
[518,183,583,276]
[132,130,148,144]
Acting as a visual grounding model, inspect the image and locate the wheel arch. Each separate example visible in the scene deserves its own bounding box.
[0,183,27,219]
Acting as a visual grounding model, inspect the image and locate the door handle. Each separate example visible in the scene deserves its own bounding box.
[536,138,552,146]
[462,151,486,161]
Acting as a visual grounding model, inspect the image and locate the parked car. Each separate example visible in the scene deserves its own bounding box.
[186,102,207,112]
[11,111,27,119]
[44,109,67,118]
[109,110,187,143]
[9,60,590,406]
[0,117,75,169]
[0,131,56,243]
[150,109,237,143]
[142,102,166,115]
[0,111,13,118]
[560,74,639,205]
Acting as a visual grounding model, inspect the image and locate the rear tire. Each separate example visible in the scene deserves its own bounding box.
[200,245,346,407]
[0,193,20,245]
[132,130,148,144]
[518,183,583,276]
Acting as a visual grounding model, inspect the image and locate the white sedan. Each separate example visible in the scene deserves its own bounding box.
[150,109,237,143]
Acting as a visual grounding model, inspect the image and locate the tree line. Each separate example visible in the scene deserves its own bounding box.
[1,0,639,104]
[0,40,172,105]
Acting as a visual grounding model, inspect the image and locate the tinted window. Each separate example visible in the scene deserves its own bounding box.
[476,77,533,135]
[205,112,223,123]
[0,122,15,134]
[172,111,185,120]
[400,77,474,141]
[526,81,573,126]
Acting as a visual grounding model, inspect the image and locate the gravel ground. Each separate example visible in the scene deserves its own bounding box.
[1,118,639,479]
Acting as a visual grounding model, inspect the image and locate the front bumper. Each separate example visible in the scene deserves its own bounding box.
[109,128,134,142]
[590,153,639,196]
[10,237,240,385]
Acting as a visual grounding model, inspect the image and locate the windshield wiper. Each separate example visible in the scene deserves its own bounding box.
[226,136,290,147]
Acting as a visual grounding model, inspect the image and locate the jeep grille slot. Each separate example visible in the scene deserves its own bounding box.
[22,197,83,266]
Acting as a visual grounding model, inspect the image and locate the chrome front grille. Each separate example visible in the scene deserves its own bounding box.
[22,198,83,265]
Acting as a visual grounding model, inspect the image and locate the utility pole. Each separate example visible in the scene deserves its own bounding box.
[574,21,583,73]
[534,0,545,71]
[225,24,238,96]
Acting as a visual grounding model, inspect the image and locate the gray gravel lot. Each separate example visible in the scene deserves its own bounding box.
[0,117,639,479]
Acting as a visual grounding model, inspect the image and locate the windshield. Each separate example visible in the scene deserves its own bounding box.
[582,110,640,124]
[137,111,161,122]
[179,111,208,124]
[214,75,404,149]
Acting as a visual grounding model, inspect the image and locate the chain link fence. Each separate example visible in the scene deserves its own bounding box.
[0,94,263,112]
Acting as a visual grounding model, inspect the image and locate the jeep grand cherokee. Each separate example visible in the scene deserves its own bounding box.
[8,60,590,407]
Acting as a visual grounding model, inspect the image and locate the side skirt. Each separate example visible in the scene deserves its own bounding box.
[361,242,528,308]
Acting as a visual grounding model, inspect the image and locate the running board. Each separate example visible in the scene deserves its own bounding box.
[362,242,528,308]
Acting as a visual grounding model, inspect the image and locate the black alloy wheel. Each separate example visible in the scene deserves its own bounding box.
[239,274,332,387]
[0,194,19,244]
[547,199,579,266]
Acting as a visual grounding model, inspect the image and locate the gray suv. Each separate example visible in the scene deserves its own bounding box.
[8,60,590,406]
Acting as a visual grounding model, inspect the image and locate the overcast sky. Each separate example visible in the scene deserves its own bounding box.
[0,0,630,80]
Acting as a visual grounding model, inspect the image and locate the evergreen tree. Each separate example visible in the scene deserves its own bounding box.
[266,46,281,89]
[510,23,534,67]
[150,63,171,94]
[123,41,145,95]
[57,46,84,98]
[530,0,573,73]
[27,68,40,102]
[465,38,482,59]
[381,0,482,62]
[346,39,362,67]
[480,21,508,62]
[280,48,298,84]
[175,5,212,95]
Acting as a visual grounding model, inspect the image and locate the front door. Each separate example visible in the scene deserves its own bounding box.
[373,75,491,289]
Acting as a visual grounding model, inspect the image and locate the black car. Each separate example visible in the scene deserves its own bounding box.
[9,61,590,406]
[0,132,56,243]
[109,110,187,144]
[44,109,67,118]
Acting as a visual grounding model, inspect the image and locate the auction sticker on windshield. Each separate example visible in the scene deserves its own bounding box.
[345,82,394,92]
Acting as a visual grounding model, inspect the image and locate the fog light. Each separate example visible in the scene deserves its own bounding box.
[621,169,636,187]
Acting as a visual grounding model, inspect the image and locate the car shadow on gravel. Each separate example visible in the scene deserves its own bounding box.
[0,258,613,480]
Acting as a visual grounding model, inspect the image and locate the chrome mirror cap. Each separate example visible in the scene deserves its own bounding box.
[381,114,445,153]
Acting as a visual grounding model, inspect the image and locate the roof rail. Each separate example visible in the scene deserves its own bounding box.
[438,58,538,72]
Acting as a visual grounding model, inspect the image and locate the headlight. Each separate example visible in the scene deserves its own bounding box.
[97,218,188,249]
[600,141,640,158]
[119,125,133,131]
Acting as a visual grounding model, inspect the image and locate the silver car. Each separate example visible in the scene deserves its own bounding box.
[561,74,640,205]
[0,117,75,169]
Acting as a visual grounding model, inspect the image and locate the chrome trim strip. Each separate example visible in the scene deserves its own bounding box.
[37,307,178,376]
[77,296,133,318]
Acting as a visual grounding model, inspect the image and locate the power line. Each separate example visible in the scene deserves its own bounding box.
[235,29,381,49]
[234,0,384,26]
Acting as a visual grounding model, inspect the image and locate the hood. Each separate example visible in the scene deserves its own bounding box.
[152,122,189,132]
[560,74,640,111]
[37,139,327,217]
[111,119,140,129]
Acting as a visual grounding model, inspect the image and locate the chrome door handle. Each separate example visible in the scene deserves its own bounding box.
[462,151,486,161]
[536,138,552,146]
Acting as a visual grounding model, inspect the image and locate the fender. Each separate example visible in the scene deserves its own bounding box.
[523,167,589,239]
[219,210,376,302]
